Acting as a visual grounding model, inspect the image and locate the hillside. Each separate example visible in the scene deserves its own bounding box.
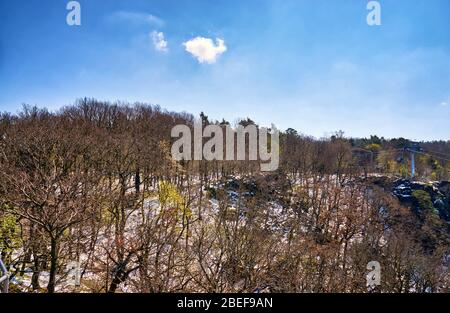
[0,99,449,293]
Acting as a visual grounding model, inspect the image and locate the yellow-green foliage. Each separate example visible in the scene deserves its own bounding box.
[365,143,381,151]
[158,181,191,219]
[430,171,438,181]
[412,190,439,215]
[428,159,444,181]
[377,151,399,174]
[398,164,409,178]
[386,160,397,173]
[0,212,21,254]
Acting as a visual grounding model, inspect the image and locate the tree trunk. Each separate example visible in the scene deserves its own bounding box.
[108,274,121,293]
[135,169,141,194]
[47,236,58,293]
[31,254,41,291]
[108,267,129,293]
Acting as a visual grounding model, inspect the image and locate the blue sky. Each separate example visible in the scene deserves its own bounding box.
[0,0,449,140]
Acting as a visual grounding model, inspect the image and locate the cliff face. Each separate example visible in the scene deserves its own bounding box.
[369,176,450,222]
[392,179,450,221]
[369,176,449,256]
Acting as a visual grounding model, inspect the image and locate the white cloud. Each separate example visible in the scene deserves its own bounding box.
[183,37,227,64]
[440,101,448,107]
[151,31,168,52]
[108,11,164,27]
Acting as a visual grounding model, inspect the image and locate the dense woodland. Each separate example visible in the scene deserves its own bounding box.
[0,99,449,293]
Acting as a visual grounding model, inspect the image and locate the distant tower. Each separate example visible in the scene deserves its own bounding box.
[405,143,422,180]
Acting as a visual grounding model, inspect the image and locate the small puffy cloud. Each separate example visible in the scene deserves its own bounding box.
[108,11,164,27]
[151,31,168,52]
[183,37,227,64]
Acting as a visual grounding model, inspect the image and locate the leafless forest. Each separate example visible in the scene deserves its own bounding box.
[0,99,448,293]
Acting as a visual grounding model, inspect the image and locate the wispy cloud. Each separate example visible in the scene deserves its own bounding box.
[107,11,164,28]
[440,101,448,107]
[151,31,168,52]
[183,37,227,64]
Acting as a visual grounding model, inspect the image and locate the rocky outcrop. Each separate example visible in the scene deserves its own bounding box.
[369,176,450,222]
[392,179,450,221]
